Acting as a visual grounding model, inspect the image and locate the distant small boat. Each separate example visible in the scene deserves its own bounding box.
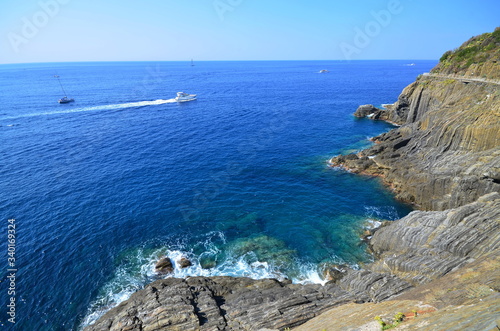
[175,92,197,102]
[319,69,329,73]
[54,75,75,104]
[191,59,195,66]
[58,96,74,104]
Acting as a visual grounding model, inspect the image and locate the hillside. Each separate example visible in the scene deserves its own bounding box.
[433,27,500,80]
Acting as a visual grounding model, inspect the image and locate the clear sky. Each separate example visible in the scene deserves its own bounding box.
[1,0,499,64]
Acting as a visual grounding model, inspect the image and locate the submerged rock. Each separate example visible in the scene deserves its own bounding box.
[228,235,297,268]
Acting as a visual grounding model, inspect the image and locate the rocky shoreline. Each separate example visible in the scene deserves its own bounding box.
[85,30,500,330]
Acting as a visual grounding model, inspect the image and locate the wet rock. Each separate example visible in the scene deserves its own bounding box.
[321,264,350,283]
[177,257,192,269]
[354,104,382,118]
[87,31,500,331]
[155,257,174,274]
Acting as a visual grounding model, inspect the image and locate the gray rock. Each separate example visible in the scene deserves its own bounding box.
[335,75,500,210]
[87,33,500,331]
[155,257,174,274]
[84,277,355,331]
[337,270,413,302]
[178,257,192,269]
[368,193,500,285]
[354,104,382,118]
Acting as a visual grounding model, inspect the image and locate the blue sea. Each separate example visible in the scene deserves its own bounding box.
[0,60,436,330]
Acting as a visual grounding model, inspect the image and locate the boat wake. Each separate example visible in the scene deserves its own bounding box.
[0,99,178,121]
[83,99,178,112]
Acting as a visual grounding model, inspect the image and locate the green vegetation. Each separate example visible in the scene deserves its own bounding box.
[418,80,431,88]
[441,79,456,86]
[440,50,452,62]
[374,312,406,330]
[435,27,500,75]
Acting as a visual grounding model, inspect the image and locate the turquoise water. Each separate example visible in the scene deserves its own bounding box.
[0,60,436,330]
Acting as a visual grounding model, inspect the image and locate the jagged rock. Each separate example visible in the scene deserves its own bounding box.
[320,264,350,283]
[330,154,377,174]
[155,257,174,274]
[368,193,500,285]
[354,104,382,118]
[84,276,355,331]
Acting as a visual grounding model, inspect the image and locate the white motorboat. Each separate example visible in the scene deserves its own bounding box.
[175,92,197,102]
[319,69,329,73]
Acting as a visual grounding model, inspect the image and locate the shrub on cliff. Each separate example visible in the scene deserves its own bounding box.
[433,27,500,78]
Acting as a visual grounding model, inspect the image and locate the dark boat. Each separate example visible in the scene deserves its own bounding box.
[54,75,75,104]
[58,96,74,104]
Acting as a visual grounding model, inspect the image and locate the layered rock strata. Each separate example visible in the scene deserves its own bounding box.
[85,277,355,331]
[331,70,500,210]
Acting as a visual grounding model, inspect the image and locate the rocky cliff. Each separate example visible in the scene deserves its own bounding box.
[86,29,500,331]
[334,29,500,211]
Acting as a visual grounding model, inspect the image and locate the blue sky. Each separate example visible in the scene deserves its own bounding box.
[0,0,499,64]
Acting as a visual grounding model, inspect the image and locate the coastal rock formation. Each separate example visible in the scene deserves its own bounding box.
[331,31,500,210]
[369,192,500,285]
[296,243,500,331]
[84,276,355,331]
[353,104,382,118]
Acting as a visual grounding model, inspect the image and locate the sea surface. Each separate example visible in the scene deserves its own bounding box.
[0,60,436,330]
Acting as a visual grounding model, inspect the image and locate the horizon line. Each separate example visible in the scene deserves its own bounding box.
[0,59,438,66]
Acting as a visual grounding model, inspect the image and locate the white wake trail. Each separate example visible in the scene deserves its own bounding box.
[1,99,178,121]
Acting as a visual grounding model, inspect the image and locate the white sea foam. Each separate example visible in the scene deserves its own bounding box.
[364,205,400,220]
[79,233,327,329]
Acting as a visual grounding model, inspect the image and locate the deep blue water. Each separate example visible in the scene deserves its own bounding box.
[0,60,436,330]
